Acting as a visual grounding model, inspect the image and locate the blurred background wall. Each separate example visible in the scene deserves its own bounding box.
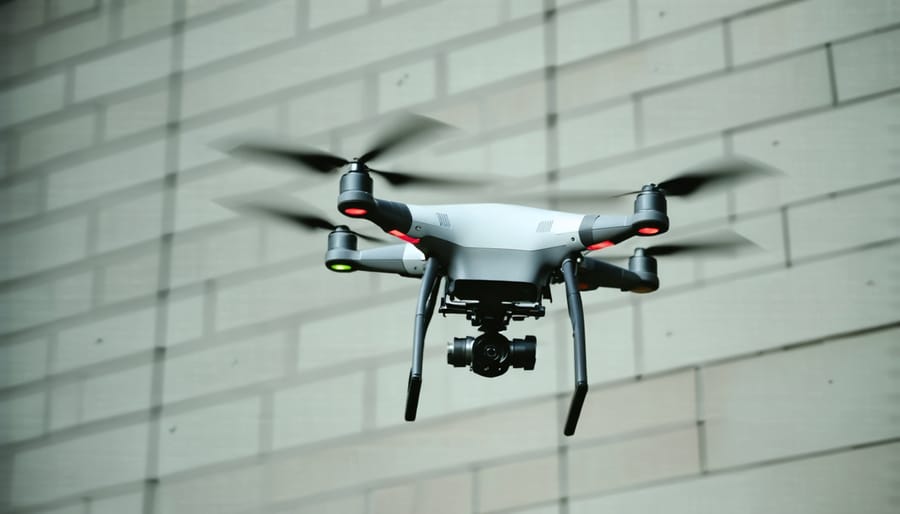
[1,0,899,513]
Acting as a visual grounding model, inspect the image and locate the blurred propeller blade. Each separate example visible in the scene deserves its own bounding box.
[357,113,454,164]
[656,156,778,197]
[228,143,349,173]
[603,231,758,259]
[367,167,487,187]
[223,200,386,242]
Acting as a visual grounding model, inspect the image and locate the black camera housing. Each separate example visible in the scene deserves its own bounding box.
[448,333,536,377]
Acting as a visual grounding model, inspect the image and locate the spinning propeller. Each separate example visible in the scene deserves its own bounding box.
[229,113,481,187]
[539,156,778,204]
[220,197,386,242]
[601,231,758,259]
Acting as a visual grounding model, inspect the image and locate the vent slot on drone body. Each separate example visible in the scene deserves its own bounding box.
[536,220,553,233]
[437,212,451,227]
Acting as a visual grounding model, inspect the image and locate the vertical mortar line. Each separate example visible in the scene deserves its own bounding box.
[109,0,124,43]
[824,42,839,106]
[143,0,186,512]
[259,387,274,456]
[629,0,640,43]
[86,209,102,310]
[470,465,481,514]
[42,333,59,435]
[295,0,309,35]
[722,18,734,71]
[694,366,708,474]
[780,205,792,268]
[202,279,217,343]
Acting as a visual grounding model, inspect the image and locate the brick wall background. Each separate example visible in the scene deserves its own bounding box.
[1,0,899,513]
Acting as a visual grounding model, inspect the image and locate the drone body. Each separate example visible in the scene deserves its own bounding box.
[228,114,770,436]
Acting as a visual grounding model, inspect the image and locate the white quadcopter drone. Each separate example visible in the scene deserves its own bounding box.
[228,114,771,436]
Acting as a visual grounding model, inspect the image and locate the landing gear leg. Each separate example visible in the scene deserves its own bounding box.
[405,258,441,421]
[561,258,588,436]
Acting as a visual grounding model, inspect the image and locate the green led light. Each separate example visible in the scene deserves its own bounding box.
[330,263,353,271]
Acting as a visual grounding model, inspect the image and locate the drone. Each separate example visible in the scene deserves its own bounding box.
[226,114,772,436]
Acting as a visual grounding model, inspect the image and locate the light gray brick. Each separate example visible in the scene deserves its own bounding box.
[833,27,900,101]
[184,0,244,18]
[177,108,278,171]
[272,371,365,448]
[481,78,546,130]
[9,423,148,507]
[309,0,368,28]
[580,303,636,384]
[417,472,472,514]
[156,463,264,514]
[0,390,45,444]
[32,504,84,514]
[479,454,559,512]
[216,265,377,330]
[577,371,696,440]
[0,74,66,129]
[281,495,366,514]
[570,441,900,514]
[556,0,631,65]
[642,244,900,372]
[18,111,96,168]
[74,38,172,102]
[158,397,260,475]
[101,252,159,304]
[0,178,42,224]
[487,127,548,177]
[47,140,166,209]
[164,331,285,403]
[165,292,204,346]
[49,0,95,19]
[0,0,46,35]
[267,399,557,503]
[90,491,144,514]
[104,89,169,139]
[448,24,544,94]
[507,0,544,19]
[557,26,725,112]
[731,92,900,213]
[558,101,635,168]
[568,427,700,497]
[789,183,900,260]
[703,328,900,469]
[636,0,780,39]
[80,363,153,423]
[378,59,436,113]
[0,272,93,335]
[731,0,900,66]
[371,484,414,514]
[96,190,164,253]
[180,0,501,117]
[0,216,88,281]
[35,14,109,66]
[55,306,156,372]
[49,382,80,431]
[642,51,831,146]
[0,337,49,388]
[168,225,261,287]
[182,0,296,69]
[120,0,174,39]
[288,80,366,138]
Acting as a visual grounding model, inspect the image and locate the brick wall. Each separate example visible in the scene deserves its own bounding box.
[1,1,898,513]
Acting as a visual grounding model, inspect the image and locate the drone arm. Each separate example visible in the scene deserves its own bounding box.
[561,258,589,437]
[326,240,426,277]
[405,257,441,421]
[578,255,659,293]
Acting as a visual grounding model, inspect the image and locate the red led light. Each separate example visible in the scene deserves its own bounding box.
[586,240,614,251]
[389,229,421,244]
[343,207,368,216]
[638,227,660,235]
